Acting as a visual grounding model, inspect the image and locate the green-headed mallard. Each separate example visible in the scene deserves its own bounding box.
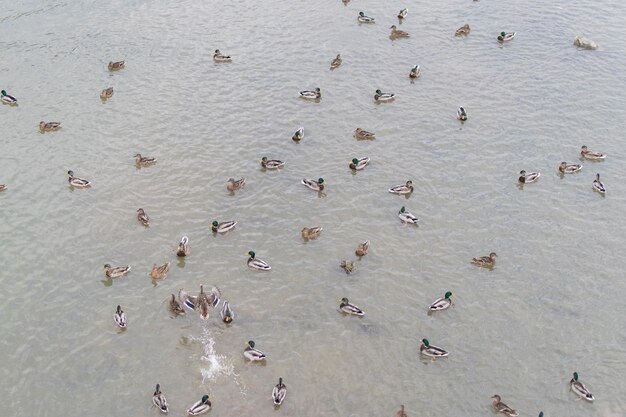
[134,153,157,166]
[150,261,171,279]
[559,162,582,174]
[114,305,127,328]
[213,49,232,62]
[390,25,410,38]
[301,226,323,240]
[1,90,17,105]
[570,372,594,401]
[497,32,516,42]
[339,297,364,316]
[398,8,408,19]
[358,11,375,23]
[187,395,211,415]
[409,65,421,79]
[0,184,7,192]
[420,338,448,358]
[340,260,354,274]
[104,264,131,278]
[355,240,370,256]
[580,145,605,160]
[40,121,61,132]
[518,170,540,183]
[212,220,237,234]
[302,177,324,192]
[389,180,413,194]
[226,177,245,191]
[492,395,519,417]
[471,252,496,267]
[247,250,271,271]
[354,127,375,140]
[292,127,304,142]
[374,89,395,102]
[330,54,342,70]
[396,405,408,417]
[100,87,114,99]
[272,377,287,406]
[398,206,419,224]
[429,292,453,311]
[108,60,125,71]
[455,24,470,36]
[244,340,266,361]
[177,236,190,257]
[170,294,185,315]
[152,384,169,413]
[261,156,285,169]
[137,208,150,227]
[349,157,370,170]
[221,300,234,323]
[592,173,606,194]
[299,88,321,100]
[457,107,468,121]
[67,170,91,187]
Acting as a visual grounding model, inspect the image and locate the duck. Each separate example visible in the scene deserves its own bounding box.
[39,121,61,132]
[108,60,125,71]
[260,157,285,169]
[212,220,237,234]
[136,208,150,227]
[302,177,325,192]
[497,32,516,42]
[357,11,375,23]
[396,405,408,417]
[354,127,376,140]
[177,236,190,257]
[455,24,470,36]
[301,226,323,240]
[580,145,606,160]
[330,54,342,70]
[186,395,211,416]
[213,49,232,62]
[67,170,91,187]
[574,36,598,50]
[398,206,419,224]
[244,340,266,361]
[134,153,157,166]
[570,372,594,401]
[247,250,271,271]
[398,8,408,19]
[196,285,211,320]
[409,65,421,79]
[355,240,370,257]
[103,264,131,278]
[492,395,519,417]
[114,305,127,328]
[221,301,234,323]
[592,173,606,194]
[340,260,354,274]
[390,25,410,38]
[374,89,395,102]
[471,252,497,267]
[152,384,169,414]
[292,127,304,142]
[0,185,6,192]
[150,261,171,279]
[349,157,370,170]
[429,291,453,312]
[170,294,185,315]
[389,180,414,195]
[1,90,17,105]
[299,88,321,100]
[272,377,287,406]
[178,288,197,311]
[339,297,364,316]
[457,107,468,121]
[518,170,540,184]
[419,338,448,358]
[559,162,582,174]
[226,177,245,191]
[100,87,114,99]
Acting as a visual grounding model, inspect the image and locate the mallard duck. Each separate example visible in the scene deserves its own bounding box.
[212,220,237,233]
[429,291,453,311]
[390,25,410,38]
[260,157,285,169]
[226,177,245,191]
[580,145,605,160]
[177,236,190,257]
[67,170,91,187]
[398,206,419,224]
[0,185,6,192]
[497,32,516,42]
[419,338,448,358]
[398,8,408,19]
[455,24,470,36]
[100,87,114,99]
[40,121,61,132]
[355,240,370,257]
[302,177,324,191]
[340,260,354,274]
[108,60,125,71]
[339,297,364,316]
[354,127,375,140]
[471,252,497,267]
[396,405,408,417]
[170,294,185,315]
[272,377,287,406]
[137,208,150,227]
[221,301,234,323]
[592,173,606,194]
[152,384,169,413]
[104,264,131,278]
[178,288,197,311]
[357,11,375,23]
[389,180,414,195]
[114,305,127,328]
[247,250,271,271]
[574,36,598,50]
[292,127,304,142]
[299,88,321,100]
[559,162,582,173]
[457,107,468,121]
[150,261,171,279]
[134,153,157,166]
[1,90,17,105]
[518,170,540,184]
[374,89,395,102]
[409,65,421,78]
[186,395,211,416]
[330,54,342,70]
[492,395,519,417]
[213,49,232,62]
[349,157,370,171]
[570,372,594,401]
[301,226,323,240]
[196,285,211,320]
[244,340,266,361]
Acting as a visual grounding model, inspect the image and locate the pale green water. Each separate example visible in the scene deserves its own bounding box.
[1,0,626,416]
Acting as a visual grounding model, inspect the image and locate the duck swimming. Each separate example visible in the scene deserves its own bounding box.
[213,49,232,62]
[301,227,323,240]
[272,377,287,406]
[355,240,370,256]
[339,297,364,316]
[247,250,271,271]
[186,395,211,415]
[349,157,370,170]
[390,25,410,38]
[176,236,190,257]
[558,162,582,173]
[354,128,375,140]
[389,180,414,195]
[67,170,91,187]
[471,252,497,267]
[169,294,185,315]
[374,89,395,102]
[330,54,342,70]
[419,338,448,358]
[574,36,598,50]
[497,32,516,42]
[114,305,127,328]
[226,177,245,191]
[570,372,594,401]
[398,206,418,224]
[212,220,237,233]
[292,127,304,142]
[299,88,321,100]
[397,8,408,19]
[409,65,421,78]
[0,185,6,192]
[261,157,285,169]
[457,107,468,121]
[302,177,324,192]
[108,60,125,71]
[580,145,605,160]
[152,384,169,414]
[455,24,470,36]
[396,405,408,417]
[1,90,17,105]
[492,395,519,417]
[104,264,131,278]
[429,291,453,312]
[518,170,540,184]
[136,208,150,227]
[150,261,171,279]
[100,87,113,99]
[40,121,61,132]
[357,11,375,23]
[134,153,157,166]
[221,301,234,323]
[592,173,606,194]
[244,340,266,361]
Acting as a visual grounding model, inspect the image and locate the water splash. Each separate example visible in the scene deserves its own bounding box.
[197,327,233,383]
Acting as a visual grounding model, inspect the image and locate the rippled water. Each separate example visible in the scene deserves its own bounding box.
[1,0,626,416]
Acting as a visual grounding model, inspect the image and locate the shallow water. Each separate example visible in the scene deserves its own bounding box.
[1,0,626,416]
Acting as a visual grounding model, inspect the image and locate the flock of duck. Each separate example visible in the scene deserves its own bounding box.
[1,4,605,417]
